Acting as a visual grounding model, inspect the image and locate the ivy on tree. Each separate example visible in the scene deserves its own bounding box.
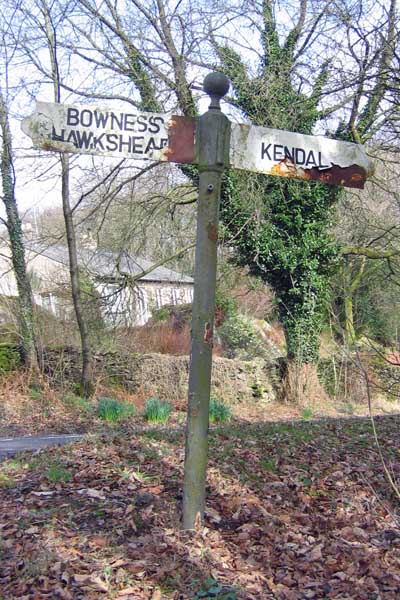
[221,171,340,363]
[215,28,341,365]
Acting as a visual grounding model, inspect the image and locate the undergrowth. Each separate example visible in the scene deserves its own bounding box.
[143,398,172,425]
[97,397,136,423]
[209,398,232,423]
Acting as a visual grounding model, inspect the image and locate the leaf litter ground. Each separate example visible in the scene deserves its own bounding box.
[0,416,399,599]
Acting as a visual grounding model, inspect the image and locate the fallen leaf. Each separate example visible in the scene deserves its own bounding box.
[85,488,106,500]
[91,536,108,548]
[25,526,39,534]
[309,544,323,561]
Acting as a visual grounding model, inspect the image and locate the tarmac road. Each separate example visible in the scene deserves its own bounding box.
[0,434,84,460]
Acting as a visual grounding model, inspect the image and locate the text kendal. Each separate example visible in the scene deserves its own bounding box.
[260,142,330,169]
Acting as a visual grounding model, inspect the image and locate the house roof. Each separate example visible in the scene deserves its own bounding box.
[26,243,193,285]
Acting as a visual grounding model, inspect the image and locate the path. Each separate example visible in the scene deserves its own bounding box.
[0,434,84,460]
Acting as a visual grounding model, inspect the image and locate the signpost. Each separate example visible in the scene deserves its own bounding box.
[22,98,374,189]
[22,74,374,530]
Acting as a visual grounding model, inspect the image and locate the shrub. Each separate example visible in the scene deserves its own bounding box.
[152,306,170,322]
[218,314,264,359]
[0,343,21,374]
[215,290,237,323]
[131,321,191,355]
[209,398,232,424]
[97,397,136,423]
[143,397,172,425]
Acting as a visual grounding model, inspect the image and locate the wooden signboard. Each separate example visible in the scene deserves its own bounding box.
[22,101,195,165]
[22,101,373,189]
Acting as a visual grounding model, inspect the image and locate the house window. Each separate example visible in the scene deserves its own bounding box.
[41,293,56,314]
[161,288,170,305]
[135,288,149,326]
[155,288,162,309]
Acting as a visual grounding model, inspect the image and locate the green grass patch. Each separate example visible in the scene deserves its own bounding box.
[62,393,94,414]
[97,397,136,423]
[45,464,73,484]
[143,398,172,425]
[259,458,276,473]
[0,472,16,488]
[29,385,41,401]
[193,578,237,599]
[1,459,25,473]
[301,407,313,421]
[209,398,232,424]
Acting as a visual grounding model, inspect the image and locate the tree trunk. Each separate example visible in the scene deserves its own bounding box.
[282,361,328,406]
[42,0,93,396]
[284,312,322,365]
[344,294,356,345]
[61,154,93,396]
[281,311,327,404]
[342,257,366,346]
[0,92,38,369]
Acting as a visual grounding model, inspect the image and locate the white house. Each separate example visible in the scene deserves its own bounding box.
[0,242,193,326]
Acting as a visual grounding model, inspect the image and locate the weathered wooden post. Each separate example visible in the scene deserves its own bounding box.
[182,72,231,530]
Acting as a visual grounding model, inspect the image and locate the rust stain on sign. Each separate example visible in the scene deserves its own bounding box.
[304,163,367,189]
[162,116,196,165]
[270,158,368,189]
[230,123,374,190]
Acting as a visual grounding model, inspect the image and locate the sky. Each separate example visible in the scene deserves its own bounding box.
[0,0,390,224]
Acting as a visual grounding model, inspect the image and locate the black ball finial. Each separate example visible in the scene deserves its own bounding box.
[203,72,230,98]
[203,72,230,109]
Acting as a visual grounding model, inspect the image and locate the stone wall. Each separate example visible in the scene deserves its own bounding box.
[42,348,277,404]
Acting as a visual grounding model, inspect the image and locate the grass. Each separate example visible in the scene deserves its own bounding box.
[301,407,313,421]
[29,386,42,401]
[45,463,73,483]
[1,459,24,473]
[0,472,16,488]
[97,397,136,423]
[143,398,172,425]
[209,398,232,424]
[338,402,355,415]
[62,393,94,415]
[259,458,276,472]
[193,578,237,599]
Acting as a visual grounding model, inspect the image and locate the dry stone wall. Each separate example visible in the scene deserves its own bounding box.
[43,348,277,404]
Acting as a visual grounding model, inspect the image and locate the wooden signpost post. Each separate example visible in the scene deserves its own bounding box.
[22,72,374,530]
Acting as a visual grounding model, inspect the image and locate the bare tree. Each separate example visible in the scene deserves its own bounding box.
[335,157,400,345]
[0,8,38,368]
[32,0,94,395]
